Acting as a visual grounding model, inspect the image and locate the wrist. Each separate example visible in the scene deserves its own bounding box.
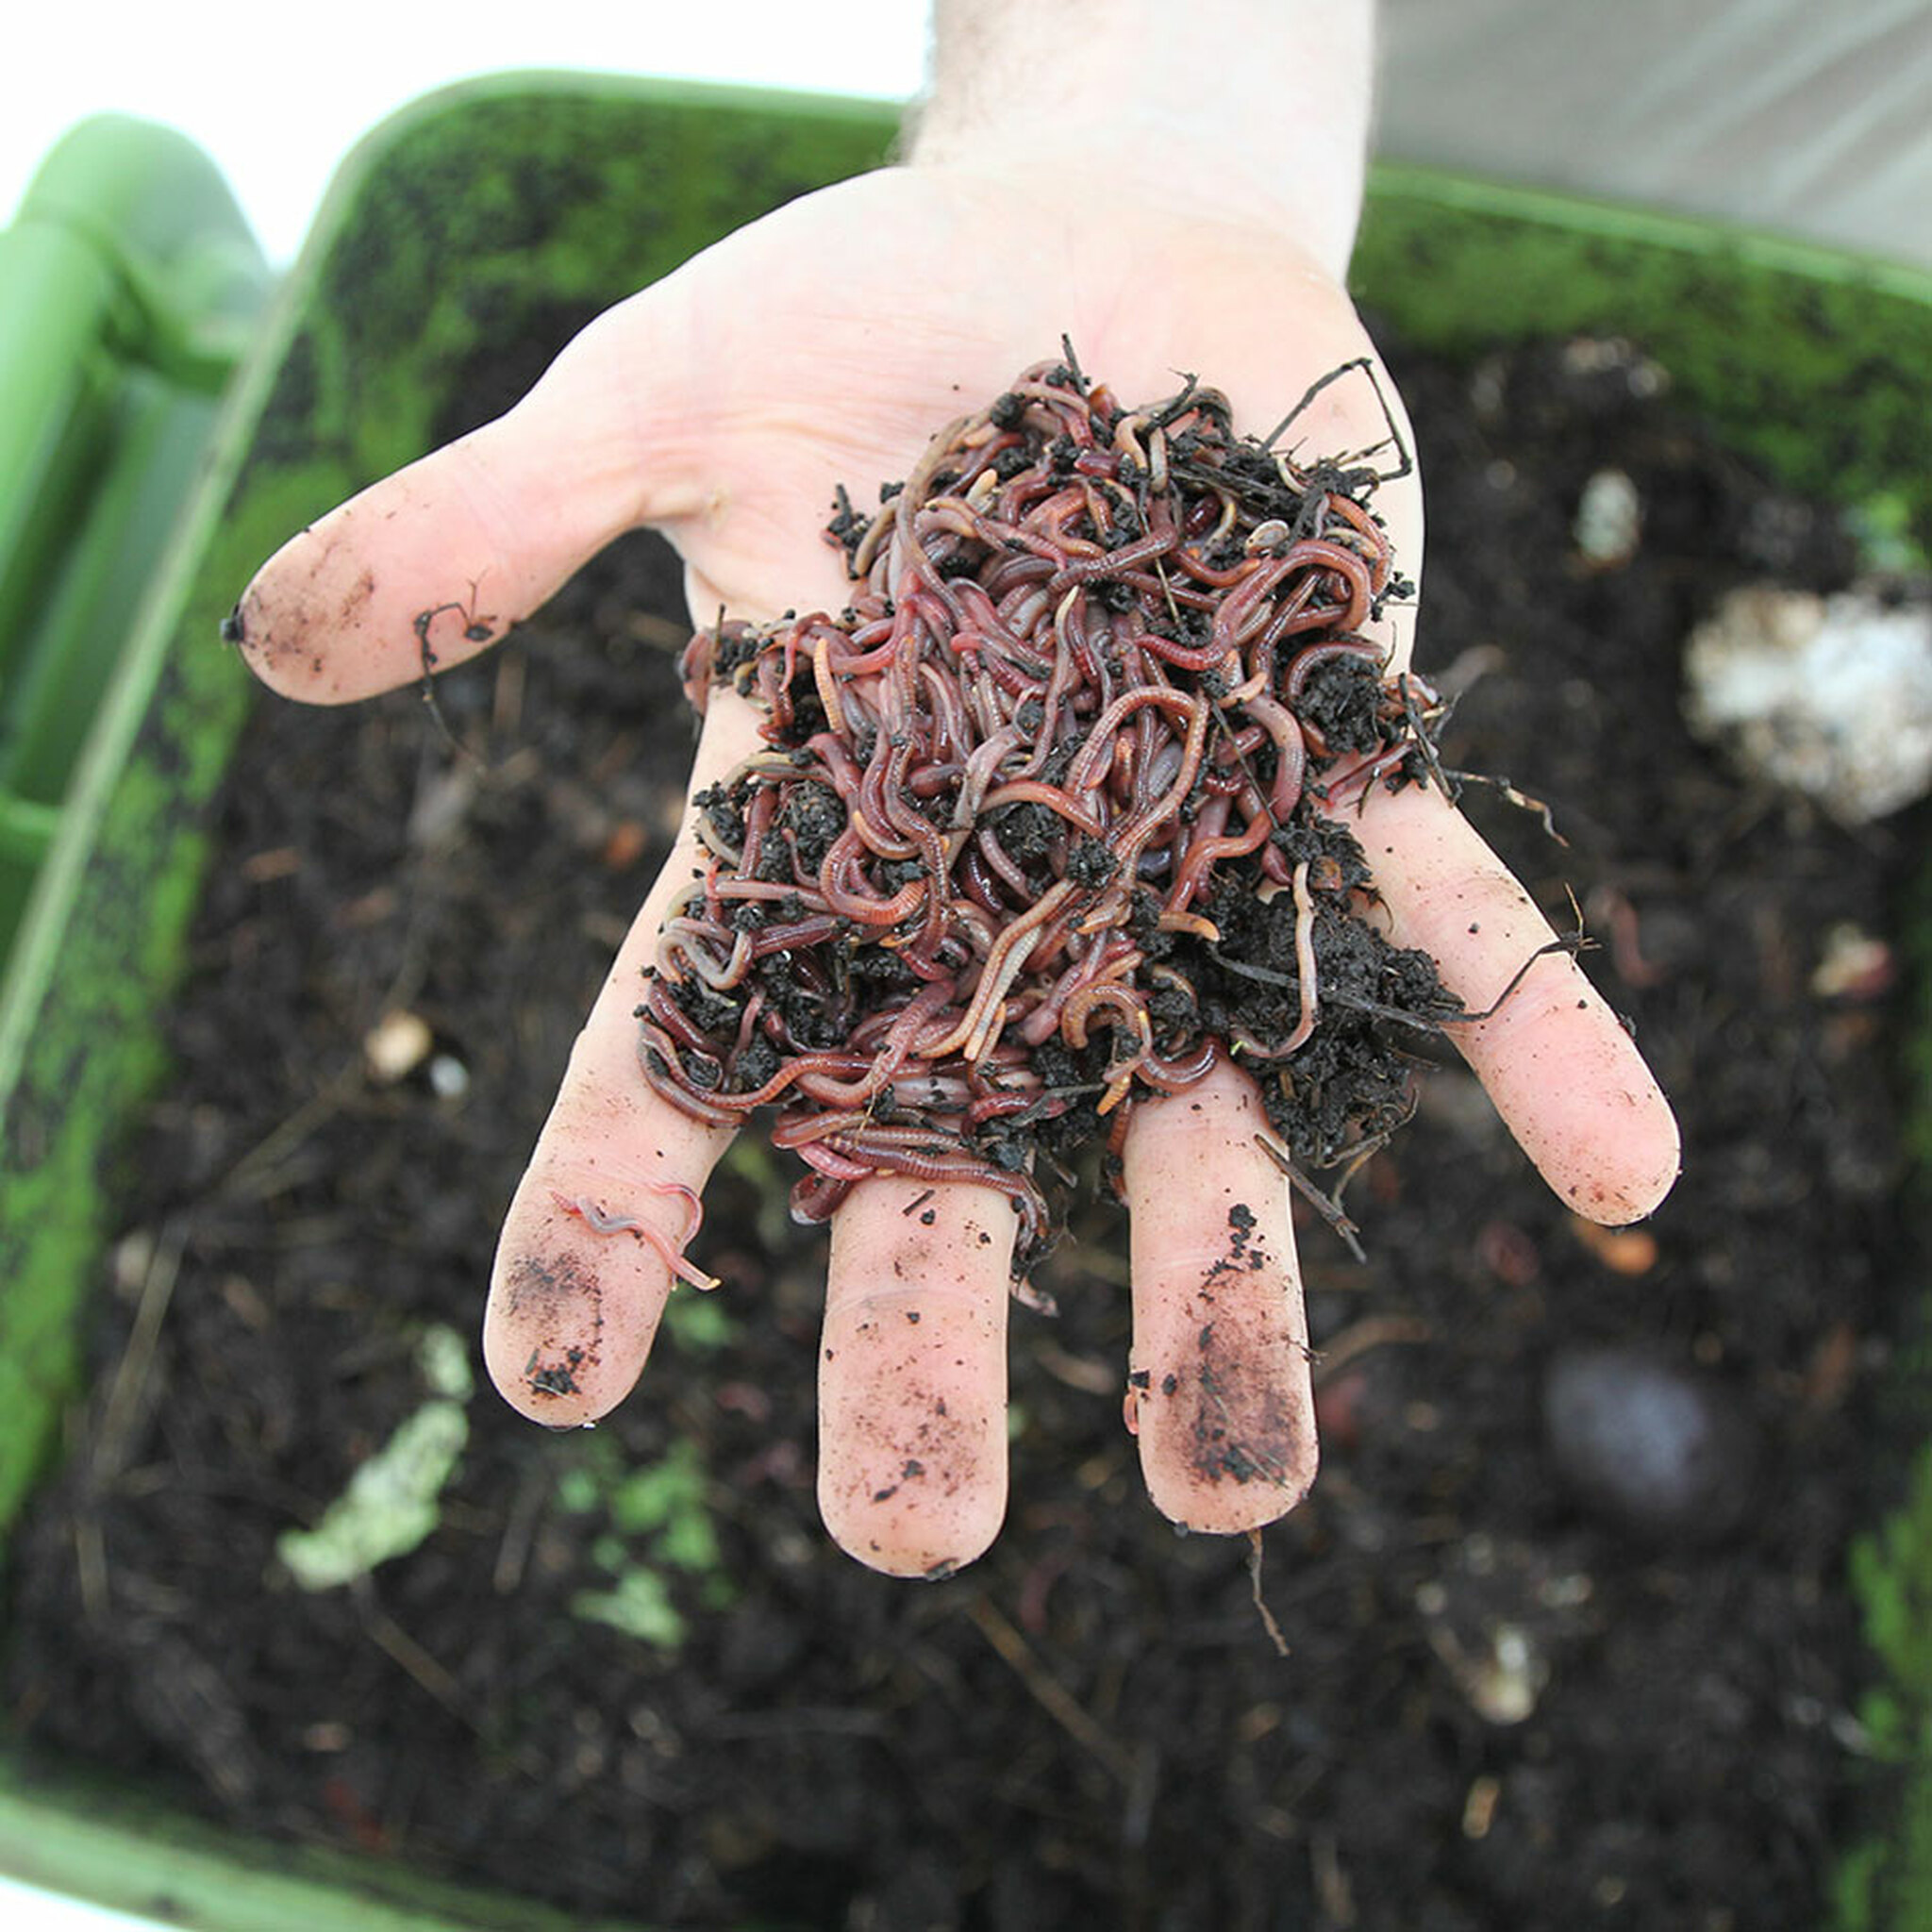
[908,0,1375,282]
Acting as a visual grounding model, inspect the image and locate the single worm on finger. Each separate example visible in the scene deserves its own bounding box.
[550,1185,721,1293]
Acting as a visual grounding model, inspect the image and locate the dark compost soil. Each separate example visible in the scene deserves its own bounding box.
[5,319,1909,1932]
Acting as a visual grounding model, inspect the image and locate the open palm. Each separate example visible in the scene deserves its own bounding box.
[235,163,1677,1575]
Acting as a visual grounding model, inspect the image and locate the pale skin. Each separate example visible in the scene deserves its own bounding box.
[230,2,1679,1576]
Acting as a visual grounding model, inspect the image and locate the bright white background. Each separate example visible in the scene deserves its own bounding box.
[2,7,926,1930]
[2,0,928,260]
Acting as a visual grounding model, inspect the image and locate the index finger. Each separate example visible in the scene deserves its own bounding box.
[1337,776,1681,1224]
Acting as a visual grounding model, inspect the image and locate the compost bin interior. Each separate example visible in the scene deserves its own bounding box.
[3,291,1910,1927]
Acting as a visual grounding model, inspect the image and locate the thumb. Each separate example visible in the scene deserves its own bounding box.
[226,298,704,704]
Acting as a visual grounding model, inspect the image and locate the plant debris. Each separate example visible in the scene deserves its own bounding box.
[655,355,1459,1265]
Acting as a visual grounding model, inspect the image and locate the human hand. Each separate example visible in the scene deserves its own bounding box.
[230,22,1677,1576]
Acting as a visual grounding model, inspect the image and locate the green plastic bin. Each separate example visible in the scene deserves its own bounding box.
[0,114,269,955]
[0,116,272,1574]
[1,71,1929,1931]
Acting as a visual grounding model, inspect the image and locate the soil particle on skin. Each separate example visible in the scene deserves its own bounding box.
[1208,1204,1269,1286]
[839,1390,974,1507]
[0,324,1909,1932]
[524,1346,586,1400]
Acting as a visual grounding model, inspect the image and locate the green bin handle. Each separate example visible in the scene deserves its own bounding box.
[0,114,269,950]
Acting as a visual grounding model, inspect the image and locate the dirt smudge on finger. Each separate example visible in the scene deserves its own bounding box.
[230,535,382,686]
[1150,1209,1314,1497]
[1176,1334,1312,1492]
[832,1366,976,1504]
[498,1249,606,1401]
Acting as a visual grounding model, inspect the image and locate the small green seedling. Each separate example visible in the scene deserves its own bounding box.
[558,1436,733,1651]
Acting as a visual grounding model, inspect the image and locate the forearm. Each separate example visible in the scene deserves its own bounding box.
[910,0,1376,281]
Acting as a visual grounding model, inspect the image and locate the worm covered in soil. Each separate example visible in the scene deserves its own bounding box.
[658,354,1462,1271]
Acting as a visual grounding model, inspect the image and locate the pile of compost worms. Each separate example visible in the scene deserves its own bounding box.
[656,354,1461,1270]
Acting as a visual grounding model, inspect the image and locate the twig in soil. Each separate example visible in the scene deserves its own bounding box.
[1437,932,1596,1026]
[1306,935,1591,1042]
[1031,1339,1119,1395]
[215,1057,364,1202]
[491,649,526,741]
[491,1461,551,1596]
[92,1215,191,1491]
[1246,1529,1291,1657]
[74,1516,108,1629]
[1254,1091,1419,1264]
[364,1604,468,1714]
[363,1601,545,1779]
[1401,673,1459,802]
[1439,767,1567,844]
[1325,1100,1417,1202]
[1254,1128,1367,1263]
[968,1596,1136,1784]
[626,610,694,653]
[701,1707,890,1740]
[1121,1740,1161,1854]
[1311,1829,1359,1927]
[412,589,495,770]
[1260,354,1414,491]
[1309,1314,1436,1386]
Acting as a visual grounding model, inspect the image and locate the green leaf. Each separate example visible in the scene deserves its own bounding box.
[276,1400,468,1591]
[572,1568,687,1650]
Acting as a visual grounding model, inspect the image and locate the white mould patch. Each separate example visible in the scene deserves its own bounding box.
[1683,585,1932,822]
